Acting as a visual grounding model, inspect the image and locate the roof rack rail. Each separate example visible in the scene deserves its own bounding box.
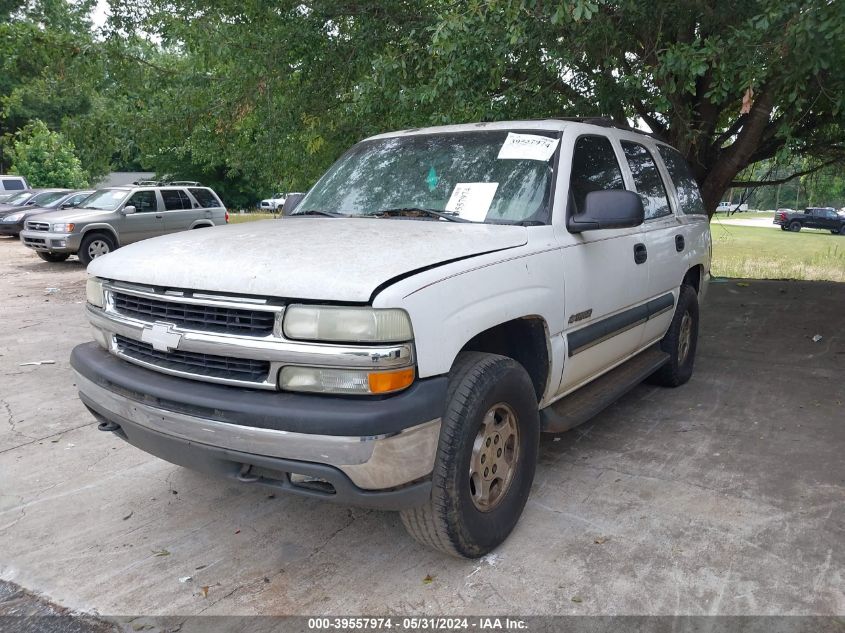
[555,117,664,140]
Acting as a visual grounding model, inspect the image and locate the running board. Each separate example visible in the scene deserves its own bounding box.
[540,345,670,434]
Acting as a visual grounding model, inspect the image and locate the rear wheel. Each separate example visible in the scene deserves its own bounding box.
[37,251,69,263]
[839,226,845,236]
[789,221,801,232]
[648,285,700,388]
[78,233,116,266]
[400,352,539,558]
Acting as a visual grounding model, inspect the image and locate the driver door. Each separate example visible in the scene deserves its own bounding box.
[120,190,164,244]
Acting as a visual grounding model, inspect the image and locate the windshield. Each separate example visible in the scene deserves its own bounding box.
[6,192,33,205]
[78,189,130,211]
[30,191,68,207]
[295,130,560,224]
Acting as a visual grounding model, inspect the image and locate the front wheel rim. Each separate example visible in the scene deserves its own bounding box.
[88,240,110,258]
[678,312,693,364]
[469,403,520,512]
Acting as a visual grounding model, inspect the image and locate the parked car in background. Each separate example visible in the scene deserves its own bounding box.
[773,207,845,234]
[716,200,749,213]
[0,190,94,238]
[72,118,711,557]
[0,175,28,194]
[20,185,228,264]
[259,192,289,212]
[0,189,42,212]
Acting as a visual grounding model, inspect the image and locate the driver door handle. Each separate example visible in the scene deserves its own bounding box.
[634,243,648,264]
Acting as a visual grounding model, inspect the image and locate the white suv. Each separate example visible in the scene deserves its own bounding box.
[72,119,710,557]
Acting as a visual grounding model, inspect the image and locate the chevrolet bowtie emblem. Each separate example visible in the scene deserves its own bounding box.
[140,322,182,352]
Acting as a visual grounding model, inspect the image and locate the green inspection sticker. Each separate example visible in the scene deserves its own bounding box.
[426,166,439,191]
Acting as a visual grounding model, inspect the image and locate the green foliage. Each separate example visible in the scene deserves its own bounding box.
[10,119,88,187]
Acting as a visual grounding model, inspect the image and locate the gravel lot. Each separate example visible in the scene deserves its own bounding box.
[0,236,842,618]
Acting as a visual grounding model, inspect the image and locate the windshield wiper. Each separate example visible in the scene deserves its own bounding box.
[290,209,343,218]
[374,207,469,223]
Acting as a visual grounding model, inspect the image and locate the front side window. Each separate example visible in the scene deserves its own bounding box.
[622,141,672,220]
[126,190,158,213]
[296,130,559,224]
[569,135,625,214]
[657,146,706,215]
[161,189,192,210]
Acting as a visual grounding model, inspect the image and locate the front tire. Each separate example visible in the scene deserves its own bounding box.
[400,352,539,558]
[789,221,801,232]
[78,233,116,266]
[37,251,70,263]
[648,284,700,388]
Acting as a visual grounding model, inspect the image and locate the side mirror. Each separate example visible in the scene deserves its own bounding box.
[568,190,645,233]
[281,193,305,215]
[122,205,136,215]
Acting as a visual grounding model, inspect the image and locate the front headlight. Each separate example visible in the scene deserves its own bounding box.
[283,305,413,343]
[52,223,75,233]
[279,366,415,395]
[86,277,104,307]
[3,212,24,222]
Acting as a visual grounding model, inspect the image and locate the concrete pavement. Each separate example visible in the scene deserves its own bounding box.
[0,237,842,617]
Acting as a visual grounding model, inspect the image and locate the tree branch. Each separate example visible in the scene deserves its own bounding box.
[730,157,842,187]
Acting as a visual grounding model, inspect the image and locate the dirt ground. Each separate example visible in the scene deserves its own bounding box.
[0,236,842,618]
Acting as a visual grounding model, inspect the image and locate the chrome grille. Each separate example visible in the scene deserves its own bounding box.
[112,291,276,336]
[115,334,271,383]
[27,221,50,231]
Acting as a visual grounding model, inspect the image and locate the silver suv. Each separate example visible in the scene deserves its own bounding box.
[20,185,228,264]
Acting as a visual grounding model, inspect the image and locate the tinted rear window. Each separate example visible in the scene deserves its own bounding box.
[2,178,25,191]
[656,146,705,215]
[189,188,222,208]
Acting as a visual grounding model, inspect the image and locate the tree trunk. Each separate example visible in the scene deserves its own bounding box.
[698,89,775,218]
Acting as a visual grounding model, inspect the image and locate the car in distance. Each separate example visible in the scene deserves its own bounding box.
[20,185,228,264]
[774,207,845,234]
[715,200,748,213]
[259,192,290,213]
[0,190,93,238]
[71,119,711,557]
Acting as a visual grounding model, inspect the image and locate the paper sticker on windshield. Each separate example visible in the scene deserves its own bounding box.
[497,133,559,161]
[445,183,499,222]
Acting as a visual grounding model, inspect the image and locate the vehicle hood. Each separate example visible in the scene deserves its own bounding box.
[29,207,114,224]
[88,218,528,302]
[0,205,51,220]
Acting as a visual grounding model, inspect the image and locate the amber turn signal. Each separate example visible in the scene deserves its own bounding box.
[367,367,415,394]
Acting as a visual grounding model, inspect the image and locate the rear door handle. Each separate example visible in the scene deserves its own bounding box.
[155,214,163,219]
[675,234,685,252]
[634,243,648,264]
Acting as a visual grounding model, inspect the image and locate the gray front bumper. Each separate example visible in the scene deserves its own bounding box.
[76,369,440,493]
[20,230,81,253]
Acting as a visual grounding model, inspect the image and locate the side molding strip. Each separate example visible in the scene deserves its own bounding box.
[567,292,675,357]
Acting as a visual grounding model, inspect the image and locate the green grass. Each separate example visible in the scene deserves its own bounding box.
[227,212,276,223]
[713,210,774,219]
[711,224,845,282]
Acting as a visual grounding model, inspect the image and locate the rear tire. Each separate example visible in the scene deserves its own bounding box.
[400,352,539,558]
[839,226,845,236]
[648,285,699,388]
[37,251,70,263]
[78,232,116,266]
[789,221,801,232]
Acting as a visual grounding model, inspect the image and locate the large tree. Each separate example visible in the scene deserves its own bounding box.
[108,0,845,214]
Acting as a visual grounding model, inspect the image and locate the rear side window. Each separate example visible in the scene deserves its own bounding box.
[161,189,192,210]
[2,178,25,191]
[126,190,158,212]
[189,188,222,208]
[569,135,625,214]
[621,141,672,220]
[656,146,706,215]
